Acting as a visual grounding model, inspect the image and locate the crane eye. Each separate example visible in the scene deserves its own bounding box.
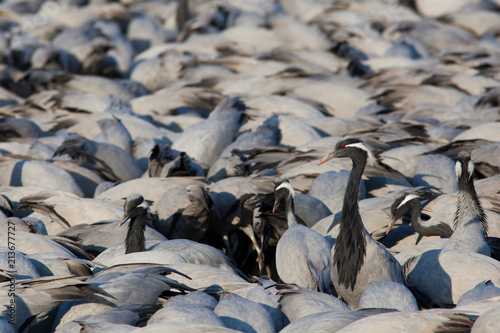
[340,144,345,149]
[393,208,397,211]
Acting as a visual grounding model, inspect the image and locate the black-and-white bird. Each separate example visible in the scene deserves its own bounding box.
[317,137,404,308]
[273,179,331,293]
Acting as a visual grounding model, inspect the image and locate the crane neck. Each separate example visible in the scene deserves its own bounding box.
[454,175,487,237]
[407,200,426,234]
[125,214,147,254]
[340,155,366,228]
[334,152,368,291]
[284,196,298,228]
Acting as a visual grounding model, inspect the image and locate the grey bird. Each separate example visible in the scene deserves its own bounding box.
[148,144,204,178]
[111,194,238,274]
[155,183,213,242]
[214,292,275,333]
[471,304,500,333]
[0,117,42,140]
[52,136,143,182]
[0,246,40,280]
[404,152,500,307]
[17,190,123,235]
[336,310,473,333]
[150,240,239,275]
[273,179,331,293]
[0,276,114,332]
[358,281,418,312]
[279,310,391,333]
[171,97,247,167]
[148,304,224,327]
[442,151,490,255]
[387,191,500,258]
[412,154,459,194]
[0,217,47,235]
[94,116,133,153]
[0,159,84,197]
[56,220,166,257]
[276,284,350,322]
[317,137,404,309]
[117,193,152,254]
[457,280,500,307]
[386,193,454,244]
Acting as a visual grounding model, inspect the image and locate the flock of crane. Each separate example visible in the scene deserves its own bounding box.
[1,0,500,332]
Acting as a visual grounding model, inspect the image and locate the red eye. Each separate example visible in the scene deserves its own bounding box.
[394,208,397,211]
[340,144,345,149]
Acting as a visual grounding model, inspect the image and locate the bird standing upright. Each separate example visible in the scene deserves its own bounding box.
[273,179,332,293]
[317,137,404,308]
[118,193,151,254]
[403,151,500,307]
[442,151,489,255]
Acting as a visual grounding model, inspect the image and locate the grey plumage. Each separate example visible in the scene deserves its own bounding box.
[387,193,453,243]
[278,285,350,322]
[413,154,458,193]
[0,276,114,332]
[457,280,500,307]
[171,97,247,166]
[94,116,133,153]
[148,144,204,178]
[273,179,331,293]
[358,281,418,312]
[57,220,166,256]
[118,193,151,254]
[471,304,500,333]
[0,117,42,140]
[155,183,212,241]
[52,136,143,182]
[443,151,489,255]
[214,292,274,333]
[402,153,500,307]
[309,170,366,214]
[318,137,404,308]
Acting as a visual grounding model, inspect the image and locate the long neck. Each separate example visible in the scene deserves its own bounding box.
[408,201,427,235]
[444,174,489,255]
[284,196,298,228]
[340,155,366,232]
[125,214,147,254]
[334,154,367,291]
[454,175,487,237]
[409,201,453,237]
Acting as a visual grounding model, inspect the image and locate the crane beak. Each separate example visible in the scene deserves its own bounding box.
[272,201,278,213]
[385,218,397,235]
[118,213,130,227]
[317,154,333,166]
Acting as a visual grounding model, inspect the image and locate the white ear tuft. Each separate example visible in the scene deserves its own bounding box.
[455,160,462,179]
[346,142,376,166]
[467,160,474,179]
[398,194,420,209]
[276,181,295,198]
[137,200,151,215]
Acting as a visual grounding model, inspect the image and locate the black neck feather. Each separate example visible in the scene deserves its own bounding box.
[408,201,453,237]
[334,152,367,291]
[125,214,147,254]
